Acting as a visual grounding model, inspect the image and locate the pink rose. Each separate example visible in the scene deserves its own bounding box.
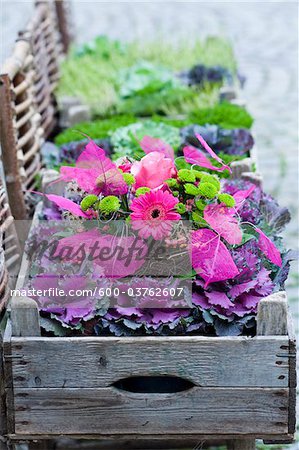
[131,152,175,189]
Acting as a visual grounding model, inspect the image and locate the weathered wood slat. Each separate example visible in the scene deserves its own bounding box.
[257,291,288,336]
[13,387,289,436]
[287,309,297,436]
[242,171,263,187]
[256,290,295,446]
[8,432,295,443]
[11,336,289,389]
[227,439,256,450]
[231,158,252,178]
[10,297,40,338]
[55,437,225,450]
[3,320,15,435]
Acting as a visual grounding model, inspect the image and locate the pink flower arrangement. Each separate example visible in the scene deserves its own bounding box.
[33,133,291,337]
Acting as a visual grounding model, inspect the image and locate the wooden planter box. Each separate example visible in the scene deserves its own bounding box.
[1,230,296,449]
[0,173,294,450]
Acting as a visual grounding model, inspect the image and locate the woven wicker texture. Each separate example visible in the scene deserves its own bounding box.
[20,1,64,137]
[0,39,44,219]
[0,176,20,311]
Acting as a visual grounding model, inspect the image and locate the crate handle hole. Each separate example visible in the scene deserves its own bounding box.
[113,376,195,393]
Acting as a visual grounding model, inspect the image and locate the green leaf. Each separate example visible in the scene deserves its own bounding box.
[40,317,69,336]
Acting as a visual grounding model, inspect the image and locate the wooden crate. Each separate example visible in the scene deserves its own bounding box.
[2,255,296,450]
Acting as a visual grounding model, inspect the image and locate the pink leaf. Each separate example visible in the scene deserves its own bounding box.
[229,280,257,298]
[255,227,282,266]
[204,204,242,245]
[206,291,234,309]
[183,146,228,173]
[233,184,256,211]
[192,292,210,308]
[60,140,128,196]
[195,133,231,173]
[191,229,239,287]
[239,293,261,309]
[45,194,93,218]
[140,136,175,161]
[52,229,147,278]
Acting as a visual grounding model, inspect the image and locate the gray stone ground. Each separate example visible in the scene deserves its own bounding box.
[1,1,298,448]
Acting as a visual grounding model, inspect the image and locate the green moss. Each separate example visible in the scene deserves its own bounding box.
[218,193,236,207]
[153,103,253,131]
[54,115,137,146]
[80,195,99,211]
[189,102,254,129]
[55,102,253,148]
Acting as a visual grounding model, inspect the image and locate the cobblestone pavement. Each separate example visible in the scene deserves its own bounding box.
[1,2,298,447]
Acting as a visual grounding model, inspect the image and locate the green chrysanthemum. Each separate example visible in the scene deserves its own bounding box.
[184,183,200,196]
[165,178,180,189]
[80,195,99,211]
[200,173,220,190]
[195,199,206,210]
[198,182,218,199]
[176,203,186,214]
[218,193,236,207]
[192,170,203,180]
[135,187,151,197]
[178,169,196,183]
[122,173,135,186]
[98,196,121,215]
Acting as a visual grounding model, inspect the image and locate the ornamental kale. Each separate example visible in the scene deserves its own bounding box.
[180,124,254,157]
[180,64,233,87]
[29,134,292,338]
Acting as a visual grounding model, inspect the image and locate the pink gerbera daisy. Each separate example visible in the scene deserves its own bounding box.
[130,190,180,240]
